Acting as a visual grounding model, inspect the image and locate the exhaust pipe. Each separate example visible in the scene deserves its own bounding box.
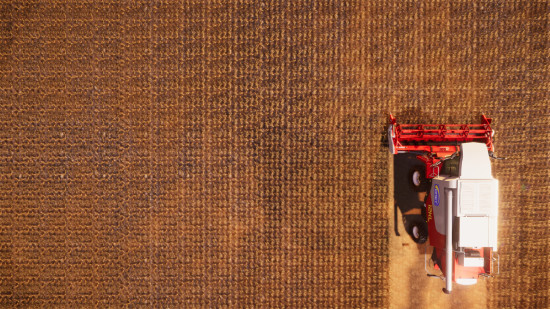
[443,189,453,294]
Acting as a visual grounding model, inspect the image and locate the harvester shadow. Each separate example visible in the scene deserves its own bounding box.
[394,152,435,309]
[393,153,426,243]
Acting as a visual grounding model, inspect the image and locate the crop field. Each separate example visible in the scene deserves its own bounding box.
[0,1,547,308]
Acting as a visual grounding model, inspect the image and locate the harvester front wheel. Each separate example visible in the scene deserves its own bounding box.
[409,165,429,192]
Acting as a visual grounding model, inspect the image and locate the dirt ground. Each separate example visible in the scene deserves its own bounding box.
[0,1,548,308]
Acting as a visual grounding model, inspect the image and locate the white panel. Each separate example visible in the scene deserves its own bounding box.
[459,182,476,215]
[459,143,492,179]
[458,217,489,247]
[457,179,498,217]
[478,182,493,214]
[457,252,485,267]
[456,278,478,285]
[463,257,484,267]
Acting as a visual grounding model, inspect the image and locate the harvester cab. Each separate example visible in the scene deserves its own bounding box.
[388,115,501,294]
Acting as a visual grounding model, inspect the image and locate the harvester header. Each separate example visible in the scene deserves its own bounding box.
[388,114,494,156]
[388,114,501,294]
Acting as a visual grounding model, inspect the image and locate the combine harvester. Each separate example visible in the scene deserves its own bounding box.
[388,114,501,294]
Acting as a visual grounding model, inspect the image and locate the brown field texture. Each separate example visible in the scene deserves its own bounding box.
[0,1,548,308]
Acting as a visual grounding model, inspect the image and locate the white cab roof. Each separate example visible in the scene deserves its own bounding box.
[459,142,492,179]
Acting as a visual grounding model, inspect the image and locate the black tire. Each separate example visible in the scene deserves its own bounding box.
[403,215,428,244]
[409,165,429,192]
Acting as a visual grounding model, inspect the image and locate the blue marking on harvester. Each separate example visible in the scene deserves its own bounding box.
[434,184,440,207]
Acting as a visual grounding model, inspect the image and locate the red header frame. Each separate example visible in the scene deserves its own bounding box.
[389,114,494,178]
